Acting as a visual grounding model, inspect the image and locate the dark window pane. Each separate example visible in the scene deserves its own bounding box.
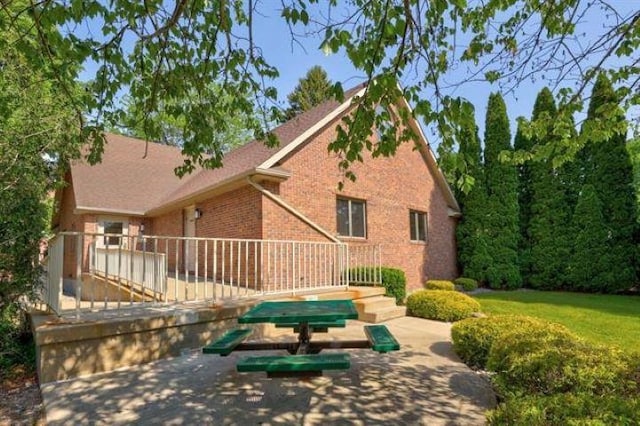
[410,211,427,241]
[103,222,123,246]
[337,199,350,236]
[351,201,366,237]
[418,213,427,241]
[410,212,417,240]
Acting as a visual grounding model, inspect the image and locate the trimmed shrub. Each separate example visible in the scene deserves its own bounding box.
[488,393,640,426]
[453,277,478,292]
[406,290,480,322]
[451,315,557,369]
[346,267,406,305]
[487,326,635,397]
[424,280,455,291]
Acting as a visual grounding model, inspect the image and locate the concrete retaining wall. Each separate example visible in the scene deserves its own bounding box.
[31,300,267,384]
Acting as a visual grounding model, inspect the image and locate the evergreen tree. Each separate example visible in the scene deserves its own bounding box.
[626,138,640,215]
[527,88,571,289]
[285,66,333,119]
[567,185,613,291]
[483,93,521,289]
[581,73,638,291]
[454,108,489,281]
[514,122,533,283]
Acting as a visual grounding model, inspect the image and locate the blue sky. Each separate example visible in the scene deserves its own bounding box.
[77,2,638,149]
[248,2,638,147]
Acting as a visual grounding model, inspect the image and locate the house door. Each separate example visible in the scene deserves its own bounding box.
[183,206,196,272]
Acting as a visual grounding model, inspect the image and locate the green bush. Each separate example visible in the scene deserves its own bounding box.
[488,393,640,426]
[424,280,455,291]
[346,267,406,305]
[453,277,478,291]
[406,290,480,322]
[0,303,36,379]
[451,315,557,369]
[487,326,636,397]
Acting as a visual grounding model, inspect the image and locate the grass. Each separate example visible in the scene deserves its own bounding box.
[473,290,640,353]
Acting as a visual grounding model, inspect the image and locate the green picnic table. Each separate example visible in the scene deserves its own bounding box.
[203,300,400,378]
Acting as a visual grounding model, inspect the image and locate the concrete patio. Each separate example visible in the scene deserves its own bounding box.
[40,316,495,425]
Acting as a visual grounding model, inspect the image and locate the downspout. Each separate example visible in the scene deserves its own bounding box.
[246,176,340,243]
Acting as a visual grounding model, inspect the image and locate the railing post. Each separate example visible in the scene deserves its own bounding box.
[74,233,82,320]
[378,244,382,285]
[194,239,199,301]
[117,239,123,309]
[129,235,135,306]
[292,242,296,295]
[153,238,159,303]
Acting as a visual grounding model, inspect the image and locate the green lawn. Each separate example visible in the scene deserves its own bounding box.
[473,290,640,353]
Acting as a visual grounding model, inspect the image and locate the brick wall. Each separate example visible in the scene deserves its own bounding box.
[58,174,147,279]
[264,119,458,290]
[196,186,262,286]
[150,186,263,285]
[195,186,262,240]
[152,209,183,271]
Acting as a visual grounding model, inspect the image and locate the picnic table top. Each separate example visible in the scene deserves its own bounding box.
[238,300,359,324]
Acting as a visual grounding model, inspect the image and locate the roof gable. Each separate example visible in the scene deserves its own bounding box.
[71,133,186,215]
[67,84,459,216]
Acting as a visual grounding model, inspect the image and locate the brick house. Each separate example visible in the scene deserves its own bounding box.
[53,86,460,290]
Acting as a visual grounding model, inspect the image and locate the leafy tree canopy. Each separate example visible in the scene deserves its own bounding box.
[115,83,257,156]
[1,0,638,183]
[0,4,82,312]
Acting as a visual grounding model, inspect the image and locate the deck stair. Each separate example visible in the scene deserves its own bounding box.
[353,295,406,323]
[291,286,405,323]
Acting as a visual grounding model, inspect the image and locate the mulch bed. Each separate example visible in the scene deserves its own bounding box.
[0,367,45,426]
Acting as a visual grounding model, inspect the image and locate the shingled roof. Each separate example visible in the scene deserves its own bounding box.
[69,84,367,216]
[67,83,461,217]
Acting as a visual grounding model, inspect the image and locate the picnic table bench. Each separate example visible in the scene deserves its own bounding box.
[203,300,400,378]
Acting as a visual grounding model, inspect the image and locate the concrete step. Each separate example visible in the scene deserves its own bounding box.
[354,296,398,315]
[292,286,386,301]
[286,286,404,323]
[360,305,407,324]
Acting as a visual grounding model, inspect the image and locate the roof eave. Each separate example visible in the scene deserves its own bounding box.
[74,206,147,217]
[257,87,368,169]
[145,167,291,217]
[396,88,461,214]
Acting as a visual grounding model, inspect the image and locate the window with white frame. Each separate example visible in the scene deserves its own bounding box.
[410,210,428,242]
[337,197,367,238]
[97,218,128,248]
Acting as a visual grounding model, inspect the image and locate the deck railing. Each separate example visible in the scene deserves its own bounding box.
[41,232,382,317]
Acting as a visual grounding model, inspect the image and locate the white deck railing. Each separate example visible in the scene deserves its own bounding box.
[91,246,167,296]
[40,235,63,311]
[41,232,382,317]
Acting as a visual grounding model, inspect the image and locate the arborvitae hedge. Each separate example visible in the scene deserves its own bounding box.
[527,88,571,289]
[482,93,521,289]
[454,108,490,283]
[566,184,613,291]
[514,124,533,284]
[581,74,638,292]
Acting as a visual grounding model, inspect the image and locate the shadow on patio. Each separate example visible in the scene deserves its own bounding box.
[41,317,495,425]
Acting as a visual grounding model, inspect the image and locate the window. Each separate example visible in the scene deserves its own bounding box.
[97,217,128,248]
[410,211,427,242]
[103,221,124,246]
[337,198,367,238]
